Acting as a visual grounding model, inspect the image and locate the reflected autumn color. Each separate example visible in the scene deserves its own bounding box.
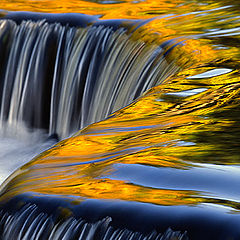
[1,0,240,223]
[0,0,199,17]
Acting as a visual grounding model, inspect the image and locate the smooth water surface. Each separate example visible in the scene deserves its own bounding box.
[0,0,240,239]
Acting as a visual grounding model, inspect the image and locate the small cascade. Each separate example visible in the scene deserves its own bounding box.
[1,2,240,239]
[0,17,183,240]
[0,204,188,240]
[0,19,178,139]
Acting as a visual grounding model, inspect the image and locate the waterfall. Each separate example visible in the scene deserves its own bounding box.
[0,17,183,240]
[0,204,188,240]
[0,19,178,139]
[1,2,240,238]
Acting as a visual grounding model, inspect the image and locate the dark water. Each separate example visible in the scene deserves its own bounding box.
[0,1,240,239]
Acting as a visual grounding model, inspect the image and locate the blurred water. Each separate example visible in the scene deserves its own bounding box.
[0,0,240,239]
[0,122,55,185]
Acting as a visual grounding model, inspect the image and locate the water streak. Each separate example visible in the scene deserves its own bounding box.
[1,1,240,239]
[0,19,178,139]
[0,204,188,240]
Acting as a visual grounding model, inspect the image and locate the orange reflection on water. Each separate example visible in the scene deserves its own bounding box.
[0,0,189,18]
[1,0,240,213]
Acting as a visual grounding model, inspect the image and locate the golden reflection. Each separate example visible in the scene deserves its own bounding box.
[2,65,240,209]
[1,0,240,212]
[0,0,235,21]
[0,0,203,17]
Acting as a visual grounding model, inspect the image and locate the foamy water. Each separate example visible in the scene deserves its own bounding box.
[0,122,56,185]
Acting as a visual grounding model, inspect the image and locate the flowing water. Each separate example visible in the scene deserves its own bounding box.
[0,0,240,239]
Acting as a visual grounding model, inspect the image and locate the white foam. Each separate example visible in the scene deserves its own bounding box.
[0,122,55,185]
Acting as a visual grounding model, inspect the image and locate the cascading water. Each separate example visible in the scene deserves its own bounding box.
[0,18,177,190]
[0,16,184,240]
[1,1,240,239]
[0,19,177,139]
[0,203,188,240]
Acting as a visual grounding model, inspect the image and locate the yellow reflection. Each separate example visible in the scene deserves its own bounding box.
[1,0,240,213]
[2,29,240,208]
[0,0,199,17]
[0,0,232,21]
